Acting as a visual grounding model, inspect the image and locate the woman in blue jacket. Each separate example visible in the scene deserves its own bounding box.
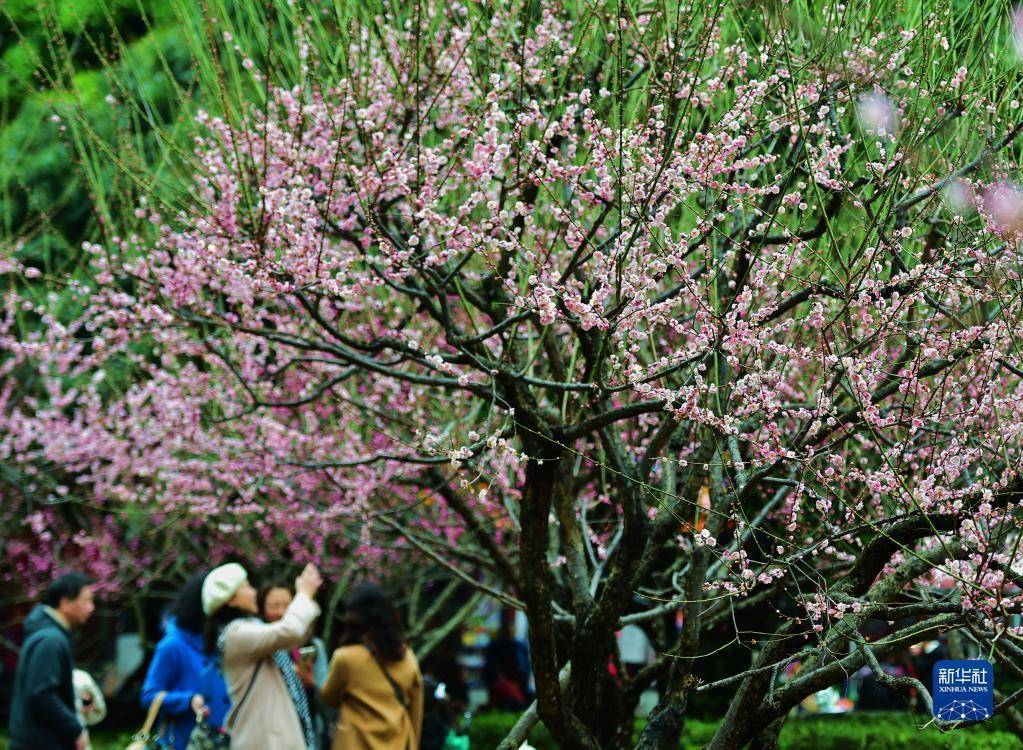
[141,571,230,749]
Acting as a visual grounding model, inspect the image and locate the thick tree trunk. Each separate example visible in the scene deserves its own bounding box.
[750,718,785,750]
[564,429,653,745]
[635,548,711,750]
[519,450,600,750]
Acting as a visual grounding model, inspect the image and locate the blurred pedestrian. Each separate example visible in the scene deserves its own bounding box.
[260,581,334,749]
[204,562,322,750]
[8,572,96,750]
[483,609,532,710]
[321,583,423,750]
[141,571,230,749]
[259,583,330,686]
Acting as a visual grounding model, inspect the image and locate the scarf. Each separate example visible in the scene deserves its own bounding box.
[273,648,316,750]
[218,622,316,750]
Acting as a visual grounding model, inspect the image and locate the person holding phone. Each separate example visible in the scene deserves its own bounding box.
[204,563,322,750]
[260,582,333,749]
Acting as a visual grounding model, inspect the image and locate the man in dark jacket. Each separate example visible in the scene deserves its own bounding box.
[9,572,96,750]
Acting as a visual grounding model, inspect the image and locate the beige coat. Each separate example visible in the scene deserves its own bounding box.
[222,592,320,750]
[320,644,423,750]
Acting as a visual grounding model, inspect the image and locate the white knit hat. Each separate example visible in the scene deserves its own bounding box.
[202,563,248,615]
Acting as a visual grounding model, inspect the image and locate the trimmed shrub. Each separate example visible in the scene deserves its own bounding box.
[465,711,1022,749]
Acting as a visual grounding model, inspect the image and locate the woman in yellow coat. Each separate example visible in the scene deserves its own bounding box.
[320,584,423,750]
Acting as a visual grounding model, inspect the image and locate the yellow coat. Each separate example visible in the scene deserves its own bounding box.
[320,644,423,750]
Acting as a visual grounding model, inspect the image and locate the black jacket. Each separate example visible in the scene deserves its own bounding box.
[8,605,83,749]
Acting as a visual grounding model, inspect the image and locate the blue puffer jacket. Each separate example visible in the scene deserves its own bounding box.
[140,618,230,750]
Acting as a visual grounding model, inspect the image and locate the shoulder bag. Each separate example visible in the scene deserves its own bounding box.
[364,645,411,713]
[125,691,167,750]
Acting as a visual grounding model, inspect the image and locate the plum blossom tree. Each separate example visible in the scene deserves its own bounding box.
[4,1,1023,748]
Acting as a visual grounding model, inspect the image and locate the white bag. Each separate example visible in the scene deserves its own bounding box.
[73,668,108,726]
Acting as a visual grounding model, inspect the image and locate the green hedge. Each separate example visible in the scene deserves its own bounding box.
[2,713,1021,749]
[467,711,1021,749]
[780,714,1020,750]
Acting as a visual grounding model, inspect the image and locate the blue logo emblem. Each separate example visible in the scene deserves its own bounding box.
[932,659,993,721]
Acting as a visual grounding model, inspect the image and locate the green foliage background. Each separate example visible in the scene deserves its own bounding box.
[2,0,184,273]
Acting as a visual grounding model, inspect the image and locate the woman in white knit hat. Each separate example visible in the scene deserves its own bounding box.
[202,562,323,750]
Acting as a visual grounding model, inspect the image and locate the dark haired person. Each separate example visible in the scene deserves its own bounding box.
[140,571,230,749]
[204,562,322,749]
[259,582,296,625]
[320,583,423,750]
[9,572,96,750]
